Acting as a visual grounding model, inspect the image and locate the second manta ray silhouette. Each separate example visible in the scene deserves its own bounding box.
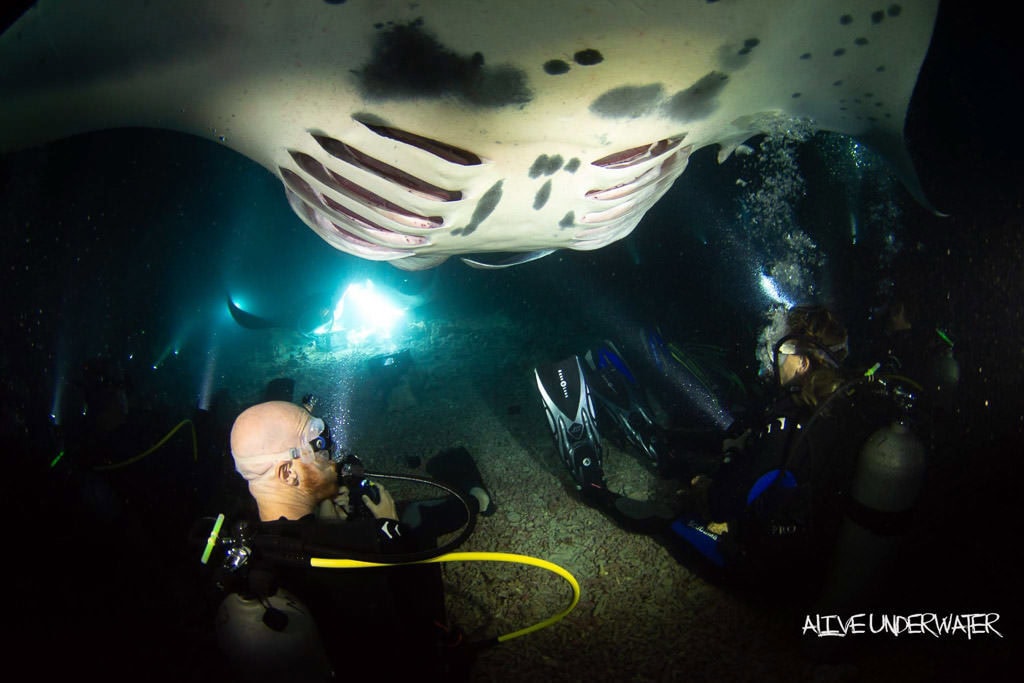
[227,273,438,337]
[1,1,941,270]
[226,294,335,338]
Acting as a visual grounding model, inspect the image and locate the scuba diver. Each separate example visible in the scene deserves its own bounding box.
[535,305,928,604]
[212,399,495,682]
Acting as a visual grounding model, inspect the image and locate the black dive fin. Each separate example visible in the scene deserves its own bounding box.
[533,355,604,487]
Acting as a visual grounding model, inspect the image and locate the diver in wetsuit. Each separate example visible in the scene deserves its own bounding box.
[675,305,856,585]
[216,400,493,682]
[536,305,926,599]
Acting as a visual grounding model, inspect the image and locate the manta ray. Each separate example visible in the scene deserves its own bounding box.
[1,1,940,270]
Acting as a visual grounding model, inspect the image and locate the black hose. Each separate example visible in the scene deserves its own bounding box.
[262,471,478,565]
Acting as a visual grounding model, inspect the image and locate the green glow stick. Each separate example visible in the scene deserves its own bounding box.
[201,513,226,565]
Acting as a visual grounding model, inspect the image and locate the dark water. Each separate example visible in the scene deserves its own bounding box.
[1,3,1020,680]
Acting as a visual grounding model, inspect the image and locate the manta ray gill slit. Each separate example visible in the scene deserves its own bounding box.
[281,169,424,253]
[311,134,462,202]
[279,119,489,258]
[591,137,685,170]
[357,120,482,166]
[289,151,442,230]
[576,138,692,242]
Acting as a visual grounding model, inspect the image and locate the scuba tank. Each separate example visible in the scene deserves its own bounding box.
[216,588,333,683]
[817,418,927,614]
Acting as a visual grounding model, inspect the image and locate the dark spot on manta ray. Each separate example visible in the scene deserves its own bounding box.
[888,4,902,18]
[737,37,760,56]
[574,49,604,66]
[833,48,846,57]
[564,158,581,173]
[559,211,575,228]
[871,10,885,24]
[855,37,869,46]
[323,0,347,4]
[453,180,503,236]
[528,154,564,178]
[589,84,664,119]
[533,180,552,210]
[544,60,571,75]
[876,65,886,72]
[840,14,853,25]
[358,21,532,107]
[662,71,728,122]
[792,93,801,98]
[800,52,812,60]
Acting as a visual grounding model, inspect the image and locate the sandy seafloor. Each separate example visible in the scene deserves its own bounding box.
[206,305,1011,683]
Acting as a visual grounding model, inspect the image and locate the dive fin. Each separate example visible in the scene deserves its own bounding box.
[584,340,671,468]
[533,355,604,487]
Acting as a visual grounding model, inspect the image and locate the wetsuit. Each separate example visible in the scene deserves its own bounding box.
[676,378,901,591]
[255,516,443,674]
[245,494,474,682]
[708,387,852,587]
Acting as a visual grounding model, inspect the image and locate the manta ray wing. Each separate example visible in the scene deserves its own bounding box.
[1,1,940,269]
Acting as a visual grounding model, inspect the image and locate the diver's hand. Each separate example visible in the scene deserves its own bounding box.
[332,486,352,519]
[363,482,398,521]
[314,486,351,520]
[722,428,752,456]
[690,474,712,488]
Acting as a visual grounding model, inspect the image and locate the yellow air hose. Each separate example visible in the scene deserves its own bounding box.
[311,551,581,643]
[93,418,197,471]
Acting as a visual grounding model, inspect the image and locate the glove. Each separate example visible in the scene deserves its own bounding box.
[722,428,752,457]
[362,481,399,521]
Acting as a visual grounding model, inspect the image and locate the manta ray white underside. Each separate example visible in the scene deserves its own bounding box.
[0,1,939,270]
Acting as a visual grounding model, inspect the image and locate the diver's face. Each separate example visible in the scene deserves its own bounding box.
[778,352,809,386]
[293,450,338,501]
[292,413,338,500]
